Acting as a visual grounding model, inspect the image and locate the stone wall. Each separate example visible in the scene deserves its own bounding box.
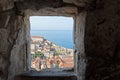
[0,1,30,80]
[85,0,120,80]
[74,12,86,80]
[0,0,79,80]
[0,0,120,80]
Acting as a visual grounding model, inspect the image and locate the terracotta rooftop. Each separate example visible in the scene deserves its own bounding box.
[32,36,43,38]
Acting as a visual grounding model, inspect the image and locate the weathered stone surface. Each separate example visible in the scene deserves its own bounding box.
[25,7,78,17]
[15,0,79,16]
[0,0,120,80]
[8,15,28,80]
[74,12,86,80]
[0,29,8,51]
[63,0,86,6]
[0,11,29,80]
[0,55,8,80]
[14,71,77,80]
[85,0,120,80]
[16,0,66,11]
[0,0,14,11]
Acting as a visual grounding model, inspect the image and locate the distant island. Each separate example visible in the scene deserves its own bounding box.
[31,36,74,71]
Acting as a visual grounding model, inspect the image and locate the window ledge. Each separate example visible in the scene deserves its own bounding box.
[15,68,77,80]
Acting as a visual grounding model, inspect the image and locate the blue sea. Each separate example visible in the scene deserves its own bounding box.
[31,30,73,49]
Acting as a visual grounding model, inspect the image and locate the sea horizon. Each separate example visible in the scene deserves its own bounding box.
[31,30,73,49]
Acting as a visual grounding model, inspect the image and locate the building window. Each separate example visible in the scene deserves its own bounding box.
[29,16,74,71]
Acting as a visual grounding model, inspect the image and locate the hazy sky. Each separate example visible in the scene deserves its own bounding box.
[30,16,73,30]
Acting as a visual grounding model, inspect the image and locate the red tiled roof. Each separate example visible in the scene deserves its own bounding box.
[63,63,73,68]
[32,36,43,38]
[31,49,35,52]
[63,59,73,62]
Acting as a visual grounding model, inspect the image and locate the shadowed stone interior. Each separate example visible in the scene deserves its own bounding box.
[0,0,120,80]
[14,69,77,80]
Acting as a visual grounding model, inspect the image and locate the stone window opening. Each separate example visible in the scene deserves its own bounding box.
[29,16,74,72]
[1,1,119,80]
[14,6,86,80]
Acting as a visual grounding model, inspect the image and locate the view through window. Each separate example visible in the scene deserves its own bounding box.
[30,16,74,71]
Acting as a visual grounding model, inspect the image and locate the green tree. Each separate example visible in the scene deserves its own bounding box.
[53,52,60,56]
[55,60,60,68]
[34,51,44,59]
